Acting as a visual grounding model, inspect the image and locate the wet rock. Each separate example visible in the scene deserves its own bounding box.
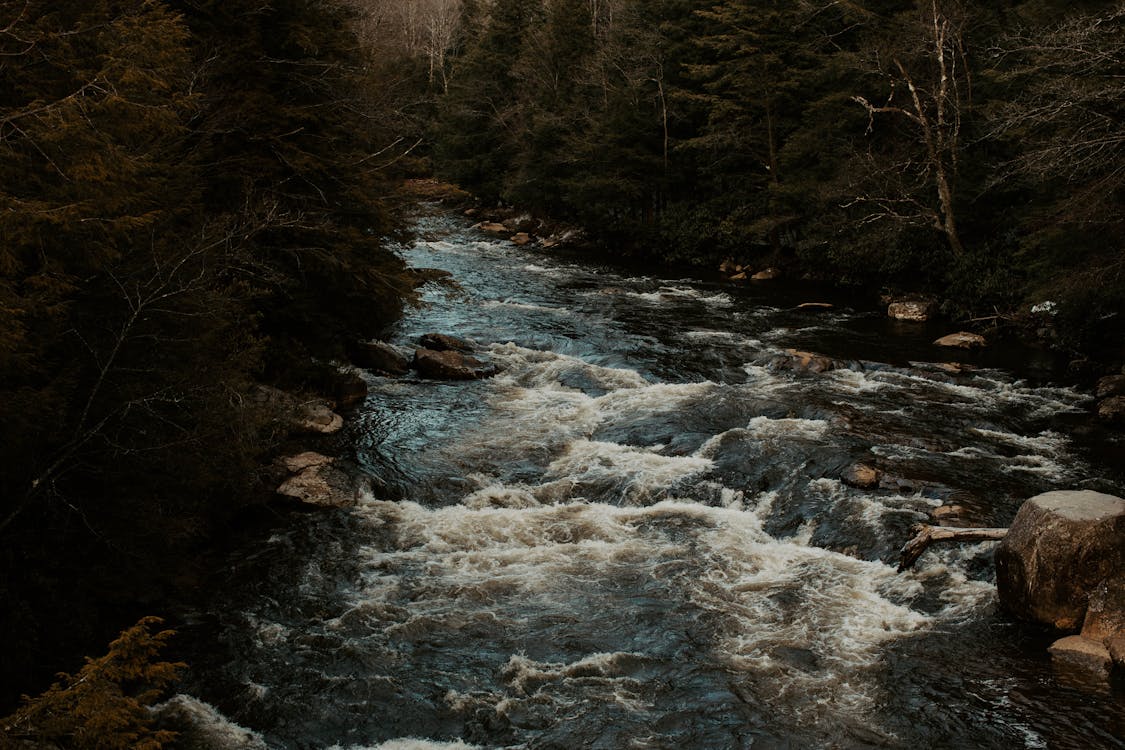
[349,340,411,375]
[418,332,474,352]
[1098,395,1125,424]
[1080,578,1125,645]
[540,237,560,248]
[935,362,970,375]
[510,232,532,246]
[932,504,965,522]
[719,258,738,274]
[276,461,359,508]
[887,299,936,322]
[995,490,1125,630]
[842,464,882,489]
[773,349,843,374]
[1048,636,1112,678]
[729,271,748,281]
[477,221,508,233]
[797,302,834,310]
[413,348,498,380]
[933,332,987,349]
[752,268,781,280]
[1095,374,1125,399]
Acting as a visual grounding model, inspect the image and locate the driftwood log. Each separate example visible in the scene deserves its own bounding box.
[898,524,1008,571]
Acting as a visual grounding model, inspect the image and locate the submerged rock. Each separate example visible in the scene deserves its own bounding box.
[887,299,936,322]
[933,332,986,349]
[414,348,498,380]
[995,490,1125,631]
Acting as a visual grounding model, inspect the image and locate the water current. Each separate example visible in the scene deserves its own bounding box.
[181,207,1125,749]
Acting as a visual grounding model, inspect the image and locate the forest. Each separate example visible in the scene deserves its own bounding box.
[1,0,1122,743]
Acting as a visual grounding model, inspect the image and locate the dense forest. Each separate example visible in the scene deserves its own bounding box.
[1,0,1122,741]
[426,0,1123,355]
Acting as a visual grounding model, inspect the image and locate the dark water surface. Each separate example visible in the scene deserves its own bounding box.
[181,207,1125,749]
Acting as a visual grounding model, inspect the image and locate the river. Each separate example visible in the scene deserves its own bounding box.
[180,206,1125,749]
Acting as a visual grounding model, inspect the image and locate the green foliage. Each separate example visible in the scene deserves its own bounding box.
[1,617,182,750]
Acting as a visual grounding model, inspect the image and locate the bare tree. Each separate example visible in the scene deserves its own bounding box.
[851,0,970,256]
[986,3,1125,226]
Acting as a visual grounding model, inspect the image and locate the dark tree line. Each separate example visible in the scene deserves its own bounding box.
[429,0,1124,354]
[0,0,416,707]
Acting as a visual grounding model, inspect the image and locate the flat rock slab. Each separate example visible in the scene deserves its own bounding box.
[934,332,986,348]
[281,451,334,473]
[1048,635,1112,678]
[995,490,1125,630]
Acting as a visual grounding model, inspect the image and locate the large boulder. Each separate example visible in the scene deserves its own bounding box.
[413,348,498,380]
[995,490,1125,631]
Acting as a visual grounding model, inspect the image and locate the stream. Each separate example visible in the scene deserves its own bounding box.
[180,206,1125,749]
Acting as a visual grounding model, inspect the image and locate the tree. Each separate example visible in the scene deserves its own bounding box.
[850,0,972,257]
[1,617,182,750]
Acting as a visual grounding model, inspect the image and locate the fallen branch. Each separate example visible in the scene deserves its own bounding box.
[898,523,1008,571]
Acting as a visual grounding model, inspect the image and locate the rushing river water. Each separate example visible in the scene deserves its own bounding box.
[181,207,1125,749]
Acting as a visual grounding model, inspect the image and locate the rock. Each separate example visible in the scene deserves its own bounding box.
[1109,634,1125,668]
[932,504,965,521]
[797,302,834,310]
[995,490,1125,630]
[1048,635,1112,678]
[842,464,882,489]
[510,232,532,246]
[935,362,969,374]
[540,237,559,248]
[887,300,936,322]
[1095,375,1125,399]
[296,402,343,434]
[1098,395,1125,423]
[418,332,474,352]
[933,332,986,349]
[478,222,507,233]
[464,208,479,217]
[773,349,843,374]
[327,370,368,408]
[276,462,358,508]
[413,348,498,380]
[729,272,748,281]
[752,268,781,280]
[349,340,411,375]
[719,258,738,274]
[281,451,334,473]
[1080,578,1125,645]
[251,385,343,434]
